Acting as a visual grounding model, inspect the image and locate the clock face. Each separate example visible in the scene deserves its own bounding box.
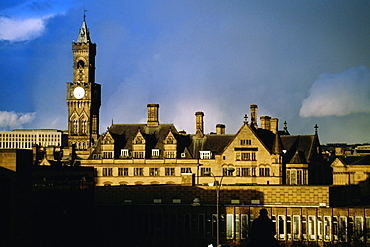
[73,86,85,99]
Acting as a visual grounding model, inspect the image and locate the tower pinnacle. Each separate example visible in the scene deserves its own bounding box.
[77,11,91,43]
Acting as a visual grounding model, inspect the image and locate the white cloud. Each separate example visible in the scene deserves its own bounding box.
[300,65,370,117]
[0,16,50,42]
[0,111,36,130]
[0,0,78,42]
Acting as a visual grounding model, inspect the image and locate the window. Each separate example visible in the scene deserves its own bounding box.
[73,119,78,134]
[241,168,250,176]
[291,170,297,185]
[348,217,354,241]
[81,120,87,134]
[297,170,303,184]
[149,168,160,176]
[120,149,129,158]
[200,151,211,159]
[226,214,234,239]
[252,167,256,176]
[134,168,144,176]
[241,214,248,239]
[103,151,113,159]
[324,216,331,241]
[118,168,128,176]
[165,151,176,159]
[200,167,210,175]
[152,149,160,158]
[317,216,323,240]
[181,168,192,173]
[339,216,347,242]
[102,168,112,176]
[235,168,240,176]
[252,152,256,161]
[293,215,300,240]
[223,168,234,176]
[333,216,338,241]
[241,153,250,161]
[278,215,285,240]
[287,216,291,239]
[92,154,101,159]
[133,151,145,159]
[259,167,270,176]
[235,214,240,239]
[302,216,307,240]
[240,139,251,145]
[308,216,316,240]
[366,217,370,243]
[165,168,175,176]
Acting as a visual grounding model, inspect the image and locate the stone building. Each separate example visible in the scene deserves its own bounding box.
[63,17,325,186]
[80,103,324,186]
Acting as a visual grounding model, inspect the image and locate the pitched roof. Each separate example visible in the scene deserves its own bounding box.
[280,135,317,164]
[339,155,370,166]
[108,123,178,151]
[253,128,276,153]
[188,134,235,158]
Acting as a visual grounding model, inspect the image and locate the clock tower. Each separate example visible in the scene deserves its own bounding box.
[67,16,101,158]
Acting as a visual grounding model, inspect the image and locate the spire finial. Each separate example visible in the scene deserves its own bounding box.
[244,114,248,125]
[284,121,288,132]
[314,124,319,134]
[83,9,87,21]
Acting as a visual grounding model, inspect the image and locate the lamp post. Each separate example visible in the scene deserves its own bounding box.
[205,167,235,247]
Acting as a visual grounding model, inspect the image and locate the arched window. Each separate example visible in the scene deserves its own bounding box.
[81,119,87,134]
[77,60,85,68]
[73,119,79,134]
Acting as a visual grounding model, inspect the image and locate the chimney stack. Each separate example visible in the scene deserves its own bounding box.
[147,104,159,127]
[195,111,204,138]
[216,124,225,135]
[260,116,271,130]
[270,118,278,134]
[250,104,258,128]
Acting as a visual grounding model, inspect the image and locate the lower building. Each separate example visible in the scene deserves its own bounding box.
[80,103,327,187]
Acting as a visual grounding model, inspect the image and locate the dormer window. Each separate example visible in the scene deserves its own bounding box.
[120,149,129,158]
[200,151,211,159]
[165,151,176,159]
[152,149,160,158]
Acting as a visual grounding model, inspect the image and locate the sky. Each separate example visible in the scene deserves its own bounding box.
[0,0,370,144]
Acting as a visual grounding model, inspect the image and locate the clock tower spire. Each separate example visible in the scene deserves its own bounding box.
[67,15,101,158]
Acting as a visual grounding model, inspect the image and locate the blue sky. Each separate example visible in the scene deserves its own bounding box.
[1,0,370,144]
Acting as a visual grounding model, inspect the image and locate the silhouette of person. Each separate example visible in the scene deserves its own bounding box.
[247,209,279,247]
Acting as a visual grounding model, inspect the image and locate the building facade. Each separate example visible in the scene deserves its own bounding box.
[79,103,324,186]
[63,18,325,187]
[0,129,65,149]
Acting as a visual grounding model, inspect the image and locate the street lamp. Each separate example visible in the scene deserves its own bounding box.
[205,167,235,247]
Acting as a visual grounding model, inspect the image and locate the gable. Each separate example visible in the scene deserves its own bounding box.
[330,158,346,168]
[222,124,271,155]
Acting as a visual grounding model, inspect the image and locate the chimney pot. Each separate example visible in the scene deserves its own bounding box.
[216,124,225,135]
